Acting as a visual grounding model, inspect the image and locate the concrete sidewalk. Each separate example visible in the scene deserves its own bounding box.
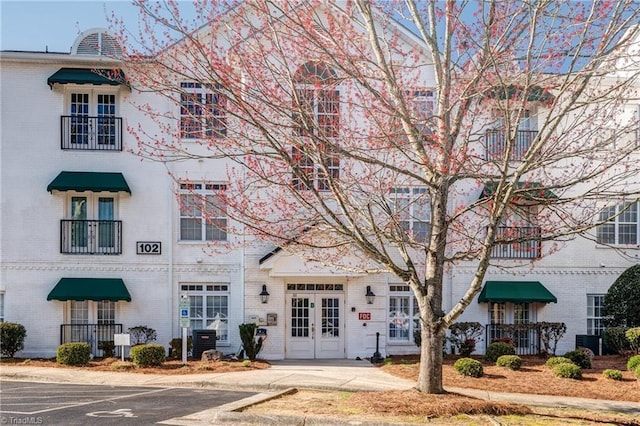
[2,359,639,424]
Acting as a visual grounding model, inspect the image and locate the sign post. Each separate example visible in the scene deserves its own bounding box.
[179,292,190,365]
[113,333,130,362]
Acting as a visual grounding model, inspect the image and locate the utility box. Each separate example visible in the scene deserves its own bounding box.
[576,334,600,356]
[192,330,217,359]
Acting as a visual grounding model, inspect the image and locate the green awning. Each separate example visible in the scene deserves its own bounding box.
[478,281,557,304]
[487,85,554,103]
[481,182,556,201]
[47,278,131,302]
[47,172,131,194]
[47,68,127,88]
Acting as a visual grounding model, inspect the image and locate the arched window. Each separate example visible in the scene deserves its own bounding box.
[291,62,340,191]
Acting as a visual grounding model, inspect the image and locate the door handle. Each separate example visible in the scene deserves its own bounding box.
[311,324,315,340]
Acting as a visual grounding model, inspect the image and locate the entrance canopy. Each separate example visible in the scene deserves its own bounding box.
[478,281,557,304]
[47,278,131,302]
[47,171,131,194]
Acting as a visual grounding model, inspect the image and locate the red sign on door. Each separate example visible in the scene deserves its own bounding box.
[358,312,371,320]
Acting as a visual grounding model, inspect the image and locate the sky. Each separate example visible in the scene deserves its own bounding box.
[0,1,144,52]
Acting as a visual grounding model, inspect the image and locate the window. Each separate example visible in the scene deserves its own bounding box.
[0,293,4,322]
[63,89,121,150]
[587,294,606,336]
[180,82,226,139]
[597,201,639,245]
[179,183,228,241]
[388,284,420,343]
[181,284,229,342]
[486,109,536,161]
[389,187,431,242]
[492,205,541,259]
[291,62,340,190]
[61,193,121,254]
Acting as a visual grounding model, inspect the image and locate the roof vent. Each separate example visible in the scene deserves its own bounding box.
[72,28,122,57]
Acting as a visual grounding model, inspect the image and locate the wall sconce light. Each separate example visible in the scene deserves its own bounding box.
[365,285,375,304]
[259,284,270,304]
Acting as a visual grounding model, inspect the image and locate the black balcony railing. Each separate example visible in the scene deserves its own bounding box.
[486,323,541,356]
[60,323,123,357]
[491,226,541,259]
[61,115,123,150]
[60,220,122,254]
[485,129,538,161]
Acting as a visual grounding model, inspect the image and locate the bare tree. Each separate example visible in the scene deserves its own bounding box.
[117,0,640,393]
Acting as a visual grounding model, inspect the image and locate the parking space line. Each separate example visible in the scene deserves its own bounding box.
[1,387,173,415]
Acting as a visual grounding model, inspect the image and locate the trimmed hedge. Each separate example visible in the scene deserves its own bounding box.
[563,350,591,369]
[485,342,515,363]
[602,369,623,380]
[130,344,166,367]
[553,363,582,379]
[627,355,640,371]
[56,342,91,366]
[453,357,484,377]
[545,356,573,369]
[0,322,27,358]
[496,355,523,370]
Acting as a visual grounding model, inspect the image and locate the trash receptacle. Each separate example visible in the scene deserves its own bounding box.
[192,330,217,359]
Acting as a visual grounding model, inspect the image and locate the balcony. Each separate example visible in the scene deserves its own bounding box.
[59,323,123,357]
[61,115,122,150]
[60,220,122,254]
[486,323,541,356]
[491,226,541,259]
[485,129,537,161]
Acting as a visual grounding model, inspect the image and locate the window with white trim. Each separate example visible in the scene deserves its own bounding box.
[181,284,229,342]
[597,201,639,245]
[389,187,431,242]
[291,62,340,191]
[388,284,420,343]
[587,294,606,336]
[179,183,227,241]
[180,82,226,139]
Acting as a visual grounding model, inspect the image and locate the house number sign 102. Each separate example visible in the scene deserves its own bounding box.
[136,241,161,255]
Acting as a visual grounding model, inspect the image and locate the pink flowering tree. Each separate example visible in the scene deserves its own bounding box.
[116,0,640,393]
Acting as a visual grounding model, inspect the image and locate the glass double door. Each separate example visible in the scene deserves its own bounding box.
[286,293,344,359]
[69,195,116,253]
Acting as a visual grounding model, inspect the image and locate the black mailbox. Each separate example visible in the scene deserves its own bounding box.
[192,330,217,359]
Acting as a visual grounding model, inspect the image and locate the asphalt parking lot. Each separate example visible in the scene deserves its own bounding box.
[0,381,256,425]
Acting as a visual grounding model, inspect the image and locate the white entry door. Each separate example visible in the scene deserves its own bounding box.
[286,293,344,359]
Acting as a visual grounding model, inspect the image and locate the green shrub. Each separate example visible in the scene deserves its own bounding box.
[602,369,623,380]
[545,356,573,369]
[130,344,166,367]
[627,354,640,371]
[485,342,515,363]
[239,323,264,361]
[553,363,582,379]
[635,366,640,379]
[496,355,523,370]
[604,327,631,354]
[0,322,27,358]
[625,327,640,352]
[56,342,91,366]
[563,349,591,369]
[453,357,484,377]
[98,340,115,358]
[169,337,192,358]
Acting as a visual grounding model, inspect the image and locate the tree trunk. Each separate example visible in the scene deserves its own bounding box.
[416,325,445,393]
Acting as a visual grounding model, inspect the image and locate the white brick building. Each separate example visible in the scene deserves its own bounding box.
[1,22,638,360]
